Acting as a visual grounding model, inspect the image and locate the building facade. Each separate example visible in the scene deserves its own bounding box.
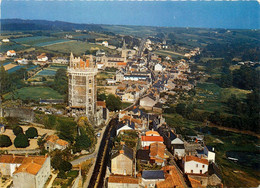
[68,53,98,122]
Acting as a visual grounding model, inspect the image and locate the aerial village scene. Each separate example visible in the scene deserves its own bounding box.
[0,1,259,188]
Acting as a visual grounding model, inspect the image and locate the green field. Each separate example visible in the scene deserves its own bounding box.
[43,41,114,56]
[154,50,184,59]
[4,86,64,100]
[194,82,250,113]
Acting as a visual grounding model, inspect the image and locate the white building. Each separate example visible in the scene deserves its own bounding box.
[2,39,10,43]
[37,54,48,62]
[7,50,16,57]
[17,58,28,65]
[154,63,163,72]
[183,156,209,174]
[102,41,109,47]
[141,136,164,148]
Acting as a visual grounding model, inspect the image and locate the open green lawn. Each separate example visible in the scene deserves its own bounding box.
[4,86,64,100]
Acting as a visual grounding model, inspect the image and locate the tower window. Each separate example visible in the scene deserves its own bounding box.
[89,89,91,93]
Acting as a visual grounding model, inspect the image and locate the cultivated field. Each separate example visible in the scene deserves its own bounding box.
[4,86,64,100]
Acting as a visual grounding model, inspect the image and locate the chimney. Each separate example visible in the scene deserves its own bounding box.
[120,141,125,145]
[119,150,124,154]
[212,147,215,152]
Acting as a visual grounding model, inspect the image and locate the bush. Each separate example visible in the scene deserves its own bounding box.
[13,126,23,136]
[14,133,29,148]
[25,127,38,138]
[0,135,12,147]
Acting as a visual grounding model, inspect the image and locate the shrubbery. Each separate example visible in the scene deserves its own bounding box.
[0,135,12,147]
[25,127,38,138]
[14,133,29,148]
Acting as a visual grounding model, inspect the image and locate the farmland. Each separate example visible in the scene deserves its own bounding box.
[194,82,251,113]
[43,41,114,56]
[4,86,64,101]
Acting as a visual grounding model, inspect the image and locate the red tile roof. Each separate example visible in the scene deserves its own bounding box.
[108,175,138,184]
[184,156,209,165]
[141,136,164,142]
[97,101,106,108]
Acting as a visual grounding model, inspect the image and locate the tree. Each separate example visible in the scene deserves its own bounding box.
[106,94,122,111]
[13,126,23,136]
[97,93,107,101]
[14,133,29,148]
[176,103,186,117]
[0,135,12,147]
[74,134,91,152]
[25,127,38,138]
[51,155,72,172]
[59,160,72,172]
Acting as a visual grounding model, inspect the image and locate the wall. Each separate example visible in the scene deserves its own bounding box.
[3,108,34,122]
[184,161,208,174]
[111,154,132,175]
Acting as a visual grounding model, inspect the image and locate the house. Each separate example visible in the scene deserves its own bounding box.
[182,156,209,174]
[111,145,134,175]
[102,41,109,47]
[106,79,117,85]
[52,57,69,64]
[140,95,157,110]
[136,149,150,164]
[116,120,135,135]
[116,72,124,82]
[0,155,24,176]
[208,162,222,186]
[7,50,16,57]
[172,144,185,157]
[157,166,185,188]
[16,58,28,65]
[204,146,215,162]
[108,175,139,188]
[12,155,51,188]
[37,54,48,62]
[154,63,163,72]
[141,135,164,148]
[122,92,136,103]
[145,130,160,137]
[96,101,109,126]
[44,135,69,151]
[141,170,165,188]
[2,39,10,43]
[153,102,163,113]
[149,142,168,166]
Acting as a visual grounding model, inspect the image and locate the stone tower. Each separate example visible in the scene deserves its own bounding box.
[68,53,98,123]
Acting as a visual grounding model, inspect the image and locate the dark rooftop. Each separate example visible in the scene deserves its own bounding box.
[142,170,165,180]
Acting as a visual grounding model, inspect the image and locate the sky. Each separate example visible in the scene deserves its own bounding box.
[1,0,259,29]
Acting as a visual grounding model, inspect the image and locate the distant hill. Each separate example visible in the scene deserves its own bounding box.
[0,19,103,31]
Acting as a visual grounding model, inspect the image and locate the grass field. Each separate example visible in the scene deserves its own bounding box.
[43,41,113,56]
[154,50,184,59]
[194,82,250,113]
[4,86,64,100]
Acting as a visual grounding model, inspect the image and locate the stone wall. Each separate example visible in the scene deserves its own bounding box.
[3,108,34,122]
